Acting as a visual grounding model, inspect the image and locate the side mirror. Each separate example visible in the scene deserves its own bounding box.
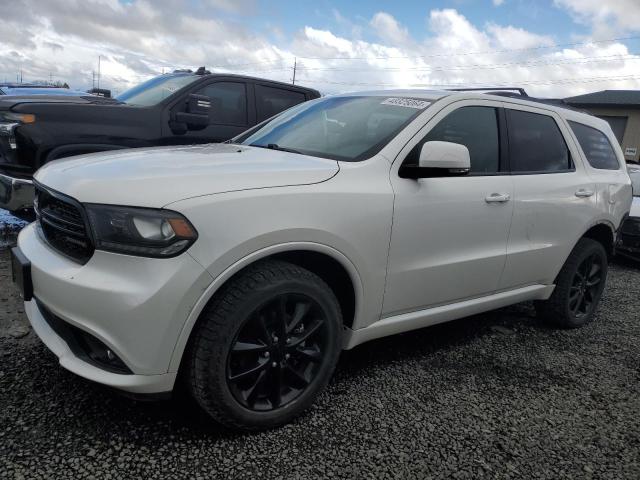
[174,94,211,131]
[400,141,471,179]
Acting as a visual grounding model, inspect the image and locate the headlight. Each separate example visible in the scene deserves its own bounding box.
[85,204,198,258]
[0,112,35,149]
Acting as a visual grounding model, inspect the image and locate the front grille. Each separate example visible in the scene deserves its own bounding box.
[35,185,94,263]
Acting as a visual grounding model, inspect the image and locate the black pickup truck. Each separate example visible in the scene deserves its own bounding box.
[0,68,320,217]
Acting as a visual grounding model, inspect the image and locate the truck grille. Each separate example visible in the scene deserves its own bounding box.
[35,186,94,263]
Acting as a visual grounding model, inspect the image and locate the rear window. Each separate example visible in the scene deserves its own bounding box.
[256,85,306,122]
[507,110,571,173]
[568,121,620,170]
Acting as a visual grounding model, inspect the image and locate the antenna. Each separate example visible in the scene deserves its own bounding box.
[292,57,297,85]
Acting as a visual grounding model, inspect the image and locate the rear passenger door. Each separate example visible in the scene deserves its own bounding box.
[498,105,597,290]
[254,84,308,123]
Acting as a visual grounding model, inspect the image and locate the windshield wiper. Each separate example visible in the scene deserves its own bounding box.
[251,143,302,155]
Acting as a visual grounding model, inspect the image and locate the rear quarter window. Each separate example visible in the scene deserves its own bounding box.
[568,121,620,170]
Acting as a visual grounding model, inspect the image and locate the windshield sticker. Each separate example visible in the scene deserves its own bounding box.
[381,97,431,109]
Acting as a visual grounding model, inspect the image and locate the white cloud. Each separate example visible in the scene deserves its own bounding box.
[493,0,505,6]
[486,24,554,49]
[554,0,640,36]
[370,12,411,46]
[0,2,638,98]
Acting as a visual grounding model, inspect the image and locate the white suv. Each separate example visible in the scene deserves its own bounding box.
[12,90,632,430]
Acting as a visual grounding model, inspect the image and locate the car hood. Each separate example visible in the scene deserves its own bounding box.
[34,144,340,207]
[0,95,121,109]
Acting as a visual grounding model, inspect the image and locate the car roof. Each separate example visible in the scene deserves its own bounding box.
[332,88,603,129]
[159,71,320,95]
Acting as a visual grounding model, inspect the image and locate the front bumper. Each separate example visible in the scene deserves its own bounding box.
[0,172,34,211]
[18,222,213,394]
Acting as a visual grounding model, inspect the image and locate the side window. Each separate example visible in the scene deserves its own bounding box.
[256,85,306,122]
[195,82,247,125]
[568,121,620,170]
[507,110,571,173]
[405,106,500,174]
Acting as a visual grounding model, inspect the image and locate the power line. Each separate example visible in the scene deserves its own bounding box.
[295,74,640,88]
[198,35,640,70]
[295,35,640,61]
[294,54,640,73]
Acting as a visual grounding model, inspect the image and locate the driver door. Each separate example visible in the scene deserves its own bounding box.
[165,80,254,144]
[383,101,514,317]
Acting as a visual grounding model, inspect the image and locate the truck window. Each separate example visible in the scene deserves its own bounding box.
[507,110,571,173]
[256,85,306,122]
[568,121,620,170]
[196,82,247,126]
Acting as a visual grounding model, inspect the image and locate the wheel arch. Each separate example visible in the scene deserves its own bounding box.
[168,242,364,374]
[580,220,615,257]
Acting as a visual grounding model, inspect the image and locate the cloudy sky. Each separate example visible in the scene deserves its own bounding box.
[1,0,639,98]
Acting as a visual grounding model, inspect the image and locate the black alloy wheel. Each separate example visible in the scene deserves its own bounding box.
[536,237,608,328]
[187,259,342,430]
[227,293,329,411]
[568,252,604,318]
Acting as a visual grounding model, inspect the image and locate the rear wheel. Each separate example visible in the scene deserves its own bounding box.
[536,238,608,328]
[187,260,342,430]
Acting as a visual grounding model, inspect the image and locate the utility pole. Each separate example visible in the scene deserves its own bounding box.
[49,72,53,84]
[292,57,297,85]
[97,55,101,90]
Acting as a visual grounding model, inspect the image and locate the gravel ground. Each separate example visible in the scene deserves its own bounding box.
[0,246,638,479]
[0,209,26,248]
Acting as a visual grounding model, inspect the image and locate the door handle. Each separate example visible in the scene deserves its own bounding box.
[575,189,594,198]
[485,193,511,203]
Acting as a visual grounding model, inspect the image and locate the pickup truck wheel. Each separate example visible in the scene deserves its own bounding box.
[187,260,342,430]
[536,238,607,328]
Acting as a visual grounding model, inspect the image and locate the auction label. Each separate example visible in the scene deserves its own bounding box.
[381,97,431,109]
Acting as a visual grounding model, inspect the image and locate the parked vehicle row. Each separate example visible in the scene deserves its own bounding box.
[618,163,640,261]
[11,89,632,430]
[0,68,319,217]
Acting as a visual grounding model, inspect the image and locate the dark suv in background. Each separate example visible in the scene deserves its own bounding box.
[0,68,320,217]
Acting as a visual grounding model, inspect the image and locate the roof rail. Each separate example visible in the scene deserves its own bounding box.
[448,87,529,97]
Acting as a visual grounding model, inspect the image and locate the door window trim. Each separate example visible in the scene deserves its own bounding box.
[397,102,509,177]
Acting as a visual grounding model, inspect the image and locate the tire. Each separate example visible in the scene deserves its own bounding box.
[187,259,342,430]
[536,238,608,328]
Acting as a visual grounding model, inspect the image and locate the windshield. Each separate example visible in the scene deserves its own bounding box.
[116,74,199,106]
[238,95,431,162]
[629,166,640,196]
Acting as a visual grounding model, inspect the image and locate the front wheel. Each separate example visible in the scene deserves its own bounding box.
[536,238,608,328]
[187,260,342,430]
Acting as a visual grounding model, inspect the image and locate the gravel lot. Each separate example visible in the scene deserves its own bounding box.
[0,241,639,479]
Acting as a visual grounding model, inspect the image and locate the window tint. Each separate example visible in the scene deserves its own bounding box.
[569,121,620,170]
[256,85,306,122]
[196,82,247,125]
[507,110,571,173]
[405,106,500,174]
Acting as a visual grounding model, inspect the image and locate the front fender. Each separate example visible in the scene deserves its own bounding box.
[168,241,365,373]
